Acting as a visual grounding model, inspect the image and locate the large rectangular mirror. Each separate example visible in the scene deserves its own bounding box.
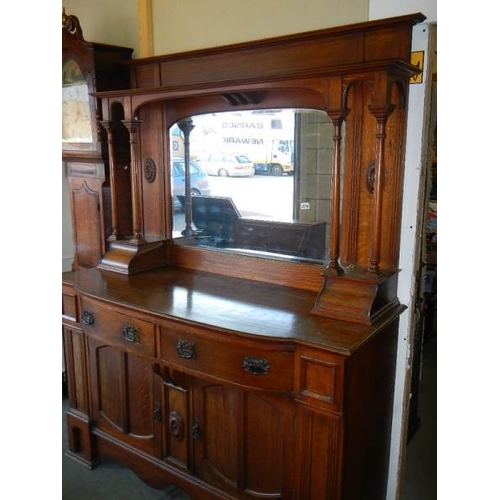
[170,108,334,264]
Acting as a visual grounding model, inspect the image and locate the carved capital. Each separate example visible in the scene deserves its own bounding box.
[368,104,396,122]
[121,119,142,133]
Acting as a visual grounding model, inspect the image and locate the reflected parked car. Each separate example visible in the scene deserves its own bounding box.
[172,158,211,210]
[196,153,254,177]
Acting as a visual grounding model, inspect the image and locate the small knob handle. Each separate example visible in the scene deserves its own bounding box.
[243,356,270,375]
[81,310,95,326]
[122,324,139,343]
[176,339,196,359]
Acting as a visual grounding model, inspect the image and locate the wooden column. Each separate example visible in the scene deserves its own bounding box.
[325,107,349,275]
[122,119,145,244]
[177,118,196,237]
[100,121,119,241]
[368,73,396,274]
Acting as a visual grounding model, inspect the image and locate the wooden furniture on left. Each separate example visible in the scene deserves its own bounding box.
[63,9,133,269]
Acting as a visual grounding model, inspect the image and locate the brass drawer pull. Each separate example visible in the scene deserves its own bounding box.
[243,356,270,375]
[177,339,196,359]
[122,324,140,343]
[81,310,95,326]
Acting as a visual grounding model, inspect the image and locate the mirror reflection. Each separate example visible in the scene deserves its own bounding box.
[170,108,333,263]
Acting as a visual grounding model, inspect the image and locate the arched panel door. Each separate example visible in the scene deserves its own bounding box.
[192,381,295,499]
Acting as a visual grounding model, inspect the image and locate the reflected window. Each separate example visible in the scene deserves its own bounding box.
[170,109,333,263]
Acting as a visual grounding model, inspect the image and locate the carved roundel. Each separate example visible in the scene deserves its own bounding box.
[169,411,185,440]
[144,158,156,183]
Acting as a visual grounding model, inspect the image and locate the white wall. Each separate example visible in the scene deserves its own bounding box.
[370,0,436,22]
[367,2,436,499]
[387,23,436,500]
[152,0,369,54]
[63,0,138,54]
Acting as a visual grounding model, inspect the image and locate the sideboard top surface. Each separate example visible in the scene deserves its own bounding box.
[64,268,403,355]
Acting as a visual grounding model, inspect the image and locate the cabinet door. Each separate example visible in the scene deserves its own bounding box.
[155,366,191,471]
[68,176,105,269]
[87,336,157,455]
[192,380,294,499]
[63,326,89,415]
[295,405,343,500]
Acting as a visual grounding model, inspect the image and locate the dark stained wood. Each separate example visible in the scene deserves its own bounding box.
[63,12,425,500]
[63,12,133,270]
[63,266,403,498]
[93,13,423,323]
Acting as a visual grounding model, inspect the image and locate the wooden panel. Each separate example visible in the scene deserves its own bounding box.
[70,178,103,269]
[159,323,294,392]
[296,406,342,500]
[92,342,125,430]
[170,244,324,292]
[193,383,291,498]
[133,62,161,88]
[295,349,345,414]
[194,383,240,488]
[62,283,78,325]
[137,102,167,239]
[87,336,156,455]
[63,326,89,415]
[341,320,399,500]
[65,161,105,179]
[128,14,425,91]
[127,353,155,436]
[244,393,285,496]
[159,371,189,469]
[158,34,363,89]
[364,25,413,61]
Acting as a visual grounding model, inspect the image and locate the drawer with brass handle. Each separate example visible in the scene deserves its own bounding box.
[80,296,155,357]
[159,322,294,392]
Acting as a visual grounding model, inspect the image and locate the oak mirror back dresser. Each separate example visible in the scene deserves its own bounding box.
[62,10,425,500]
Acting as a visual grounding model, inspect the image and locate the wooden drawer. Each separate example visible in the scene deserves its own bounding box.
[159,322,294,392]
[80,296,155,357]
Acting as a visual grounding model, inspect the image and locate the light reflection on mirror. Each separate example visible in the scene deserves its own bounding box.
[170,108,333,264]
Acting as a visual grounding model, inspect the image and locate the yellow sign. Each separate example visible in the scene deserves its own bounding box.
[410,51,425,84]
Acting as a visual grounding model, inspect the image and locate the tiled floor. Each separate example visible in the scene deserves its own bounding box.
[62,335,436,499]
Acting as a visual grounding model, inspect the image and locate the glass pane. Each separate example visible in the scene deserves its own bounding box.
[62,59,93,144]
[170,109,333,264]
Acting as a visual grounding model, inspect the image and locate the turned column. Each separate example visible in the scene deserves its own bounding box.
[368,73,396,275]
[122,119,145,243]
[324,108,349,275]
[100,121,120,241]
[177,118,196,237]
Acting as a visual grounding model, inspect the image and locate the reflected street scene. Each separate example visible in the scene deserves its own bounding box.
[170,109,333,263]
